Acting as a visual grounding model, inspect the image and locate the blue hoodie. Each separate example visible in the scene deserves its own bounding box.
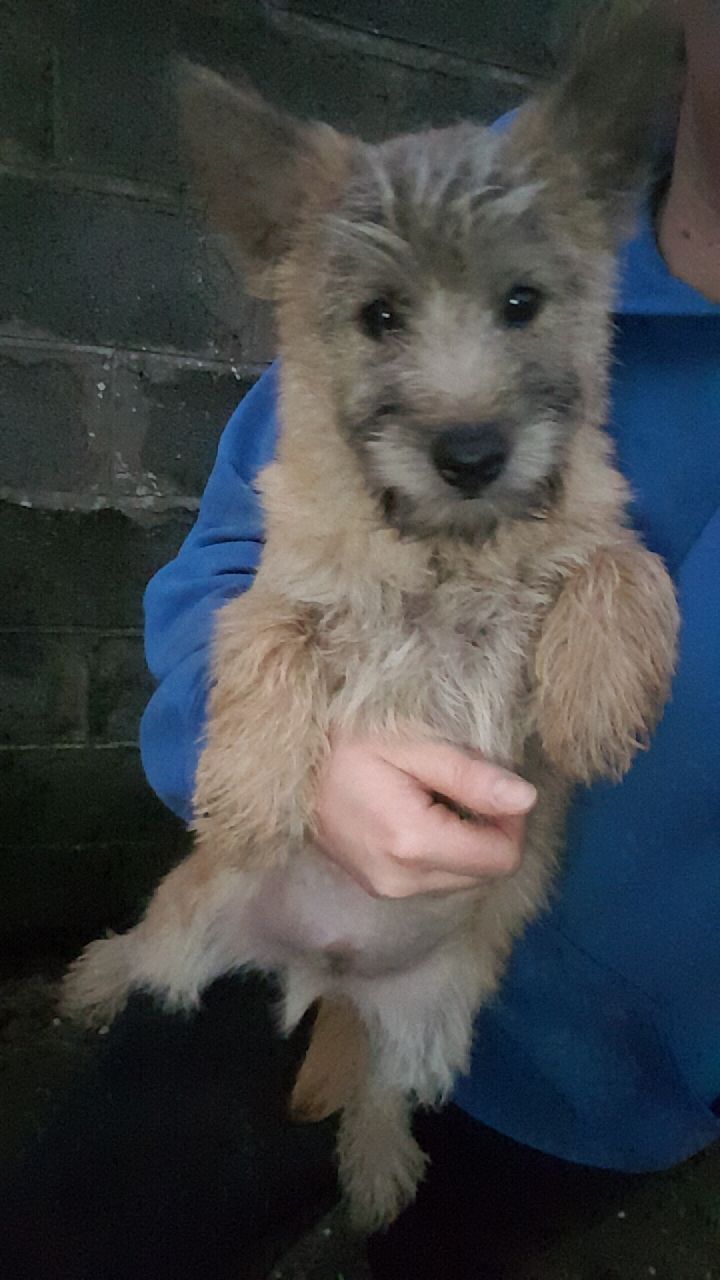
[140,210,720,1172]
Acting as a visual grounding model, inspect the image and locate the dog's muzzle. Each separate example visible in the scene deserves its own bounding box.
[432,424,509,498]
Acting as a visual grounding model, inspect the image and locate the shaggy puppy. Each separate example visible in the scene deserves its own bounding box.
[64,11,679,1229]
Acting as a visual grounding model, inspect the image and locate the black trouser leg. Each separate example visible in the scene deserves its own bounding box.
[0,975,337,1280]
[366,1104,640,1280]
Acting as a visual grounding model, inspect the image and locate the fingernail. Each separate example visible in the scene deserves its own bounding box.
[492,775,536,811]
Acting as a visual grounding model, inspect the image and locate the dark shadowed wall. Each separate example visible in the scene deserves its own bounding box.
[0,0,584,947]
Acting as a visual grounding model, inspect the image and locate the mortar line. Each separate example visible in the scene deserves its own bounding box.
[0,333,270,376]
[0,742,140,752]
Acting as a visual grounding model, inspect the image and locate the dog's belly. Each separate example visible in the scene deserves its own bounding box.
[235,585,542,983]
[243,846,481,979]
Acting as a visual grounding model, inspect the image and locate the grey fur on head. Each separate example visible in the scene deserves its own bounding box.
[177,4,679,541]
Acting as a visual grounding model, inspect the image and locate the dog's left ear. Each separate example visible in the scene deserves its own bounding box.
[515,2,682,237]
[176,61,350,297]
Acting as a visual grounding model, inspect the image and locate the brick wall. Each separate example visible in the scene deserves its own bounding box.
[0,0,580,947]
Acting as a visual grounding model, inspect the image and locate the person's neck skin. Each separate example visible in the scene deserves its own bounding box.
[657,0,720,302]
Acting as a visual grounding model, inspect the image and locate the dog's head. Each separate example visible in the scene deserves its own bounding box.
[178,8,678,540]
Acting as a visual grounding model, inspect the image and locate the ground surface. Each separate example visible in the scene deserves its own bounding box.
[1,960,718,1279]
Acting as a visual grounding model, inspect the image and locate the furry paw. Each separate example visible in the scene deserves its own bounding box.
[61,934,134,1027]
[535,544,678,782]
[338,1098,428,1231]
[345,1124,428,1231]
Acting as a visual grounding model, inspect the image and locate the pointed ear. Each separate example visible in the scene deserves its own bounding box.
[176,61,350,297]
[513,2,682,236]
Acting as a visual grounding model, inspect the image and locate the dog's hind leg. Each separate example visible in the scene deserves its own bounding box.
[287,995,426,1226]
[334,938,493,1227]
[290,995,368,1121]
[61,850,254,1025]
[348,935,492,1106]
[337,1080,428,1231]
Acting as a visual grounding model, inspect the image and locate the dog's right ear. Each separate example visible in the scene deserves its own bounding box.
[509,1,682,240]
[176,61,350,298]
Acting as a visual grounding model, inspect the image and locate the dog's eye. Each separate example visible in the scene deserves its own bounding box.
[502,285,544,328]
[359,297,402,341]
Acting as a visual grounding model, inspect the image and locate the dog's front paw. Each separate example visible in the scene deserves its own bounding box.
[536,544,679,782]
[61,934,134,1027]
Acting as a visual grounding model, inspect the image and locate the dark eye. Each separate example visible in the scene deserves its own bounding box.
[359,297,402,341]
[502,284,544,328]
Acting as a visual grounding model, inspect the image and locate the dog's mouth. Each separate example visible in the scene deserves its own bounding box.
[381,487,400,523]
[360,410,569,540]
[377,462,564,542]
[372,424,511,538]
[378,486,421,538]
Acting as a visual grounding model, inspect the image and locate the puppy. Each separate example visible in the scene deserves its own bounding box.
[63,9,680,1229]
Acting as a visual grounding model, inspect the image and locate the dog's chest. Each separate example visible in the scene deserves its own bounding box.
[324,567,545,763]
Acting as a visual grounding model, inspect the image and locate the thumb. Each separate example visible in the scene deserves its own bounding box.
[387,741,537,819]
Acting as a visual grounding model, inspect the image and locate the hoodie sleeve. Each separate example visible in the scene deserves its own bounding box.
[139,364,280,823]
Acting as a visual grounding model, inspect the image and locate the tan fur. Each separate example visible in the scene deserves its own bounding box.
[535,538,680,781]
[291,996,368,1121]
[64,16,680,1231]
[194,585,332,865]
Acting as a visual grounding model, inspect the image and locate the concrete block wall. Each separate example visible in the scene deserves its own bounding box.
[0,0,581,947]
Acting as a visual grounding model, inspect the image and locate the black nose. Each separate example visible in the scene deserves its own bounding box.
[432,424,508,497]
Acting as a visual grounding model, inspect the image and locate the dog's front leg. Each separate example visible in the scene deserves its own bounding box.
[63,587,330,1025]
[193,586,331,865]
[534,538,679,782]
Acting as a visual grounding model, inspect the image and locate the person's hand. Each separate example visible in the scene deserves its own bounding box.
[313,731,537,898]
